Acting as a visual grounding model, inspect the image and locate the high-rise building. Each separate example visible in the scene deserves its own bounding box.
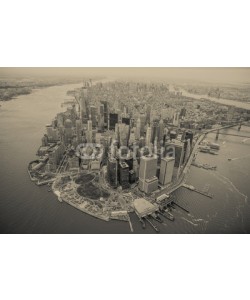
[145,126,152,147]
[122,117,130,126]
[158,119,164,143]
[46,124,59,142]
[159,157,175,186]
[107,157,118,188]
[129,170,136,184]
[90,106,97,128]
[100,100,109,128]
[151,121,159,143]
[76,120,82,144]
[183,139,191,164]
[140,114,146,135]
[146,105,151,125]
[119,123,130,147]
[135,118,141,140]
[144,177,158,194]
[173,112,180,127]
[118,162,130,189]
[109,113,119,130]
[139,154,158,192]
[165,141,184,177]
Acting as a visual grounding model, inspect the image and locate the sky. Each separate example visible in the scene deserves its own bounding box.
[0,67,249,84]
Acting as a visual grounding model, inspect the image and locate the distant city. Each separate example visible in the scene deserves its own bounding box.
[26,78,250,232]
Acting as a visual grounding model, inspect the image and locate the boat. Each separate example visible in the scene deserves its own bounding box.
[158,208,175,221]
[150,212,163,223]
[164,210,175,221]
[228,158,232,161]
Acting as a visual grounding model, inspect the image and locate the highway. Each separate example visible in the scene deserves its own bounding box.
[154,123,240,199]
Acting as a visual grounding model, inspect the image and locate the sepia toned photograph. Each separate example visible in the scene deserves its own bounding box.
[1,67,250,234]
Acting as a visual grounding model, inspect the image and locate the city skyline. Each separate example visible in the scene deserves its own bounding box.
[1,67,250,84]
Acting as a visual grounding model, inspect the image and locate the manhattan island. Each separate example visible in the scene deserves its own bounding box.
[28,80,247,232]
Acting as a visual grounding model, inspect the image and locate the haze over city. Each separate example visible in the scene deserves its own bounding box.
[1,67,250,84]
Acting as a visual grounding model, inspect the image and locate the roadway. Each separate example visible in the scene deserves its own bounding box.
[154,123,241,198]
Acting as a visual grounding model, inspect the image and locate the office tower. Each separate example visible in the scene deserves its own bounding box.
[151,121,159,143]
[145,126,152,147]
[46,124,59,142]
[125,156,133,170]
[90,106,97,128]
[166,140,184,171]
[107,157,118,187]
[118,162,130,189]
[122,117,130,126]
[170,130,177,140]
[135,118,141,140]
[173,112,180,127]
[75,119,82,144]
[144,177,158,194]
[159,157,175,185]
[119,123,130,147]
[41,134,49,147]
[64,119,73,145]
[129,131,136,145]
[146,105,151,125]
[129,170,136,184]
[183,139,191,164]
[140,114,146,135]
[138,154,158,192]
[139,136,145,148]
[87,120,92,131]
[158,119,164,143]
[184,130,194,146]
[100,100,109,128]
[56,113,65,127]
[86,120,93,143]
[109,113,119,130]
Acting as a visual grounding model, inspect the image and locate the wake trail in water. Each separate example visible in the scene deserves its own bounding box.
[212,171,248,203]
[230,153,250,161]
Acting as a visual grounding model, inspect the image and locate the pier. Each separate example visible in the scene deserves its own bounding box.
[182,184,213,198]
[172,202,190,213]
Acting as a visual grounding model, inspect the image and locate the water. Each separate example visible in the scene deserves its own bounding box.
[180,89,250,110]
[0,85,250,233]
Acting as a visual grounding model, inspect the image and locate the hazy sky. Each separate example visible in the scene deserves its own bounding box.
[0,67,249,84]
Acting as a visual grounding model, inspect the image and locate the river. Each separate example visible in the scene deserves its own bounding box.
[0,84,250,233]
[180,88,250,110]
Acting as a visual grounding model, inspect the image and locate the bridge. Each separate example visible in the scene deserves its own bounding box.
[210,122,250,139]
[212,132,250,139]
[154,122,243,199]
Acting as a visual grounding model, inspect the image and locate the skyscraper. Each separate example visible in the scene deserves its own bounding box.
[159,157,175,185]
[138,154,158,192]
[135,118,141,140]
[118,162,130,189]
[146,105,151,125]
[100,100,109,128]
[107,157,118,188]
[90,106,97,128]
[158,119,164,143]
[109,113,119,130]
[145,126,152,147]
[119,123,130,147]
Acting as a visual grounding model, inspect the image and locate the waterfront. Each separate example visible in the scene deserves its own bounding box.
[180,88,250,110]
[0,85,250,233]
